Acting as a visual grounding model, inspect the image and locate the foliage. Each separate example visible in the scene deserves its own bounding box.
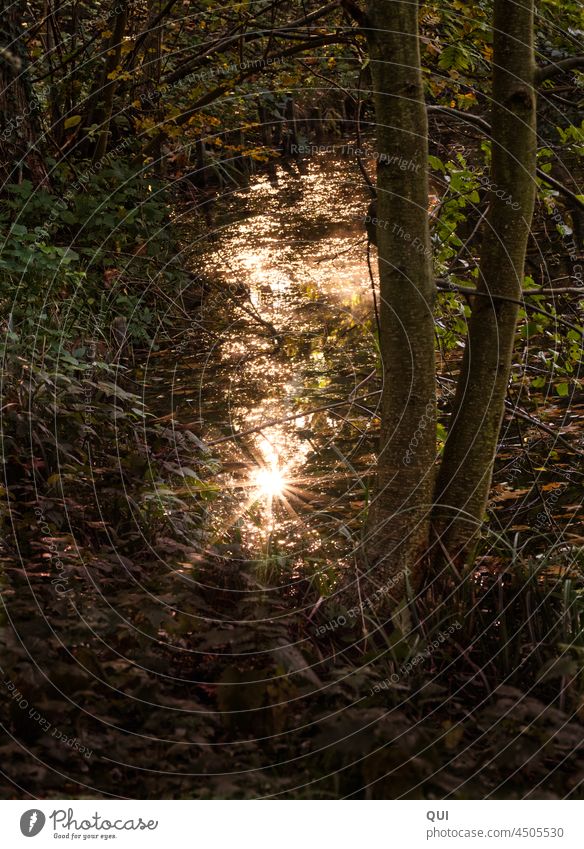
[0,164,187,342]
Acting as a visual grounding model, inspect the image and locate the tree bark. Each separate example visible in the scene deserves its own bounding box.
[139,0,164,174]
[91,0,129,163]
[0,0,48,188]
[432,0,537,568]
[363,0,436,603]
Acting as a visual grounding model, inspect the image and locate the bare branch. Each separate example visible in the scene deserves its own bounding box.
[163,0,343,86]
[436,283,584,335]
[536,55,584,84]
[206,390,381,447]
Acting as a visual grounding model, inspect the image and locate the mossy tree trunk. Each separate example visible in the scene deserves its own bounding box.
[349,0,538,603]
[362,0,436,602]
[431,0,537,568]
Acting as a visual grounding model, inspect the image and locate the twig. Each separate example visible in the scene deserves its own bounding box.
[366,241,381,335]
[355,66,376,197]
[526,287,584,296]
[504,402,583,456]
[316,235,367,263]
[437,378,580,454]
[436,283,584,335]
[512,415,555,527]
[124,0,181,70]
[451,639,492,693]
[355,554,368,647]
[536,56,584,84]
[450,205,489,264]
[298,58,356,104]
[206,390,382,446]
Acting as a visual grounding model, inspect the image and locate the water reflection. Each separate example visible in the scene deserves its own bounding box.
[150,152,379,576]
[254,465,285,499]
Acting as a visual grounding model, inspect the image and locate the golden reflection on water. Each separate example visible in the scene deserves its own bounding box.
[254,466,285,498]
[173,153,379,566]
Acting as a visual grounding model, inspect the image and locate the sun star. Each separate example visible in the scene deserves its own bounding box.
[254,467,285,498]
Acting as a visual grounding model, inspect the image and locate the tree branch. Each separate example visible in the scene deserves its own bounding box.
[206,389,381,447]
[436,283,584,335]
[163,0,343,86]
[504,401,584,455]
[140,33,349,157]
[125,0,181,70]
[536,55,584,84]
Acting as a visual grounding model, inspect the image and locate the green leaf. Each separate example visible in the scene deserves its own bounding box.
[428,155,445,173]
[64,115,82,129]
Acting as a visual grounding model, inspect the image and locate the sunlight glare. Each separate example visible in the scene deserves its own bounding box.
[254,467,285,498]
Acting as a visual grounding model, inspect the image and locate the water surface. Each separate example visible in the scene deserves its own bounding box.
[148,153,380,585]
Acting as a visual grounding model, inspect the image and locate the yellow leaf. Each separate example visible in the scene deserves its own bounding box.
[63,115,82,129]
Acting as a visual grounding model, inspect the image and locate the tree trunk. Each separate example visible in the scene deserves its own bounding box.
[92,0,129,163]
[432,0,537,568]
[0,1,48,187]
[363,0,436,604]
[139,0,164,174]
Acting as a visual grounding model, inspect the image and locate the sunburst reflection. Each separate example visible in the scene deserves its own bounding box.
[253,466,286,498]
[184,152,381,559]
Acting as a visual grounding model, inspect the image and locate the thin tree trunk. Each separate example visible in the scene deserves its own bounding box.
[140,0,164,174]
[432,0,537,568]
[92,0,129,163]
[0,1,48,188]
[363,0,436,603]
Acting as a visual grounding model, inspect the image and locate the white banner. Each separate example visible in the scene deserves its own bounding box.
[0,800,582,848]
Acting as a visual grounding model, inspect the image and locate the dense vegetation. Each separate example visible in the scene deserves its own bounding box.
[0,0,583,798]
